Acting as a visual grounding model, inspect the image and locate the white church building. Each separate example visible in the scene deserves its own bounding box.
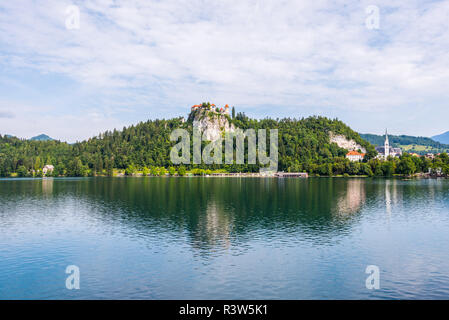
[375,130,402,160]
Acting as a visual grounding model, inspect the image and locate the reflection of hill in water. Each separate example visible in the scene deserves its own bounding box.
[73,177,374,250]
[0,177,410,252]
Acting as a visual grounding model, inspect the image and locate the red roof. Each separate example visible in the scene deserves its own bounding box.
[346,151,365,156]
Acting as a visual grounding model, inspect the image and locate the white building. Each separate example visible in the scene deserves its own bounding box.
[346,150,365,162]
[375,130,402,160]
[42,165,54,175]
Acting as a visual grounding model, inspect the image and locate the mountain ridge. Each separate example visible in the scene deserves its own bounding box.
[432,131,449,144]
[360,133,449,155]
[30,134,53,141]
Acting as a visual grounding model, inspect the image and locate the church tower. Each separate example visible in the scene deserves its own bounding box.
[384,129,390,159]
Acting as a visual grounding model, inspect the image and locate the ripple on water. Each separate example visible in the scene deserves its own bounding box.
[1,178,449,299]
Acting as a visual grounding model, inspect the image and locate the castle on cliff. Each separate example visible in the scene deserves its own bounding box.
[191,103,230,116]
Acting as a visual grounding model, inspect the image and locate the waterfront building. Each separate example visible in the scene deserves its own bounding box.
[346,150,365,162]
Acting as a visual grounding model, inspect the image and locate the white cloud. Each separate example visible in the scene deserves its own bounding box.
[0,110,15,118]
[0,0,449,139]
[0,101,127,142]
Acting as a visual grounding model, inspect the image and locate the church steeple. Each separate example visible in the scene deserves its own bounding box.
[384,129,390,159]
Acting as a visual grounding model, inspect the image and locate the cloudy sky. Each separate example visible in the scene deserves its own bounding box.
[0,0,448,142]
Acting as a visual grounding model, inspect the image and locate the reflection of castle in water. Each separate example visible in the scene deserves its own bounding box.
[41,178,54,195]
[335,179,366,216]
[192,201,232,251]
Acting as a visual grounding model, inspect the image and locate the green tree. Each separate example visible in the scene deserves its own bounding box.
[178,166,186,176]
[52,164,63,177]
[361,163,374,177]
[150,166,159,176]
[348,162,360,175]
[125,164,137,176]
[382,161,396,176]
[318,163,332,176]
[17,165,28,177]
[67,158,86,177]
[105,159,114,176]
[168,166,176,176]
[34,156,42,172]
[398,157,416,175]
[159,167,167,176]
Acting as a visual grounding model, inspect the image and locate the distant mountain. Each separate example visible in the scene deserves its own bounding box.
[360,133,449,155]
[432,131,449,144]
[30,134,54,141]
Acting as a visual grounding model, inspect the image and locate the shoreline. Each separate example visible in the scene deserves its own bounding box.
[1,173,447,180]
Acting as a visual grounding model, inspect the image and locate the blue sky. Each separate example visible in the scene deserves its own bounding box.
[1,0,449,142]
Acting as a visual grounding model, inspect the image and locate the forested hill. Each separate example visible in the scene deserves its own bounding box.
[360,133,449,154]
[0,112,377,177]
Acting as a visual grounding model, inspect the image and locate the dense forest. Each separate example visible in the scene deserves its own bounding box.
[1,107,448,177]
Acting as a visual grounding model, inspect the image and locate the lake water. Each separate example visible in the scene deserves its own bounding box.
[1,177,449,299]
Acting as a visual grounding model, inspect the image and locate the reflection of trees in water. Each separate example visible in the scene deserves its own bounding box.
[72,177,373,250]
[191,200,232,252]
[3,177,448,252]
[7,177,448,252]
[8,177,446,252]
[0,177,375,251]
[369,178,401,216]
[376,178,440,217]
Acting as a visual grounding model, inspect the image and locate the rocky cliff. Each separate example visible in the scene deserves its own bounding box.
[329,132,366,153]
[190,106,235,141]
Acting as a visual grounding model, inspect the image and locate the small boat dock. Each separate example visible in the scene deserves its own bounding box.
[275,172,308,178]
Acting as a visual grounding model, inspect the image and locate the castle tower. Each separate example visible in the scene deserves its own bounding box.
[384,129,390,159]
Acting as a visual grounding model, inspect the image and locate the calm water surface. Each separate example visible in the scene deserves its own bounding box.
[1,177,449,299]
